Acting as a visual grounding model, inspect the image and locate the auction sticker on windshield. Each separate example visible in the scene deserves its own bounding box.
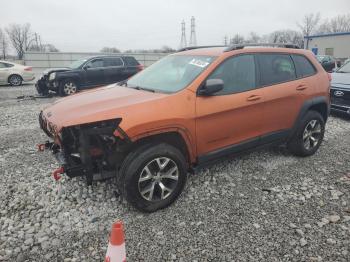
[189,58,210,68]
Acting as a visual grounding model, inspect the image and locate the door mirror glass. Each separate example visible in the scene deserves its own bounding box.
[198,79,224,96]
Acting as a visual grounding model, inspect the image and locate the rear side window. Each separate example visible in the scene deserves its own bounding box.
[104,57,123,67]
[258,54,296,86]
[208,54,256,95]
[292,55,316,78]
[124,56,140,66]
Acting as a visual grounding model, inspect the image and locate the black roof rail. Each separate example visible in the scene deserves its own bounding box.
[177,45,226,52]
[224,43,300,52]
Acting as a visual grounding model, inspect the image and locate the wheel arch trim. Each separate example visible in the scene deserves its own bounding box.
[289,96,330,139]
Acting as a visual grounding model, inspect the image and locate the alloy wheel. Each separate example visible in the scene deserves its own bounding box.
[138,157,179,201]
[63,82,77,95]
[9,75,22,86]
[302,119,322,150]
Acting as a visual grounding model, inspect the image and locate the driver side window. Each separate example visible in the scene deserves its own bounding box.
[86,59,104,68]
[207,54,256,95]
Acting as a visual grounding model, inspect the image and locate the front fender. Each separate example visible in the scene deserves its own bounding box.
[125,125,196,163]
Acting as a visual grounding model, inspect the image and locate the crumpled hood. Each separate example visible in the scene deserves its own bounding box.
[42,84,167,131]
[43,67,70,75]
[331,72,350,89]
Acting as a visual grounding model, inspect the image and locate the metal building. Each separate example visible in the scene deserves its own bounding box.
[304,32,350,60]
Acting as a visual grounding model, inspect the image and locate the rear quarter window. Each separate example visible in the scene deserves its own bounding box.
[124,57,140,66]
[258,54,297,86]
[292,54,317,78]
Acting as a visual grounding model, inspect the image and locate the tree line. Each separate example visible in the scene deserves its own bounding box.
[0,23,59,60]
[224,13,350,47]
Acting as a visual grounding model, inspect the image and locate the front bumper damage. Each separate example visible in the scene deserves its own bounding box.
[35,76,59,95]
[38,112,130,185]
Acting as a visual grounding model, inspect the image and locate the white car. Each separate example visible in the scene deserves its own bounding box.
[0,60,35,86]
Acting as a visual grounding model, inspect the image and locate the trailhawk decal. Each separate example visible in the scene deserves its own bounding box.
[189,59,210,68]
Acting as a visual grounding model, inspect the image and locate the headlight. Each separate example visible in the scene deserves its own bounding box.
[49,72,56,80]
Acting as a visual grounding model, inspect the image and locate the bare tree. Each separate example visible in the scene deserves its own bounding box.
[269,30,303,47]
[6,23,35,59]
[297,13,321,37]
[318,14,350,33]
[100,47,121,53]
[0,28,9,59]
[43,44,59,52]
[247,32,261,43]
[230,34,245,45]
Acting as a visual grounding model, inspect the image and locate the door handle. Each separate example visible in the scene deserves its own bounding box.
[246,95,261,101]
[296,84,307,91]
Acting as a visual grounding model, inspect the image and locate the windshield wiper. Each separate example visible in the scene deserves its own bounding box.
[130,86,155,93]
[337,71,348,73]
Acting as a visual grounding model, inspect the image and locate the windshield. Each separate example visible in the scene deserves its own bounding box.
[126,55,216,93]
[69,59,87,69]
[316,55,326,62]
[337,61,350,73]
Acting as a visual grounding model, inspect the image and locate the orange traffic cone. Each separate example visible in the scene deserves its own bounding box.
[105,221,126,262]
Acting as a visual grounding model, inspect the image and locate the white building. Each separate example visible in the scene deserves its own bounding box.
[304,32,350,60]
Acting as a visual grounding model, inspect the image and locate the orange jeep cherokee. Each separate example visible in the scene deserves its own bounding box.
[39,44,330,212]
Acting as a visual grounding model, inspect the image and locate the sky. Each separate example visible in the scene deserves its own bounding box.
[1,0,349,52]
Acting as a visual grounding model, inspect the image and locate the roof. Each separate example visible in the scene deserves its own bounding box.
[304,32,350,39]
[175,46,308,56]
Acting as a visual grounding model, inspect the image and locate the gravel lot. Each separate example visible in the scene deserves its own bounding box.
[0,83,349,262]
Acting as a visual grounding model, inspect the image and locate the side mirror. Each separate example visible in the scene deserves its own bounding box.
[197,79,224,96]
[83,65,90,70]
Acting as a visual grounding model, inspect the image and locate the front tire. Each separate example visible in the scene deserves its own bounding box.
[119,143,188,212]
[288,110,325,157]
[8,75,23,86]
[59,79,78,96]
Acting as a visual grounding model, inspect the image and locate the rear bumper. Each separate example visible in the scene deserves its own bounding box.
[23,75,35,82]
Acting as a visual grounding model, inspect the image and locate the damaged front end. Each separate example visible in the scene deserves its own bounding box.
[38,112,130,185]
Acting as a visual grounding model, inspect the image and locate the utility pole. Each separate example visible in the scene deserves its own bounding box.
[224,35,228,46]
[189,16,197,46]
[179,20,187,49]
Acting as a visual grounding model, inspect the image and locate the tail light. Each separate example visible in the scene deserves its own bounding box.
[24,67,32,71]
[137,64,144,71]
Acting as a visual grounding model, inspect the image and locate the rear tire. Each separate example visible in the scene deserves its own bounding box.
[288,110,325,157]
[118,143,188,212]
[59,79,78,96]
[8,75,23,86]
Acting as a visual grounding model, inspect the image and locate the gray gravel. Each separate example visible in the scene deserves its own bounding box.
[0,84,350,262]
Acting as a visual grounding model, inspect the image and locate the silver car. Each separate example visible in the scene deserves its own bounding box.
[0,60,35,86]
[331,61,350,115]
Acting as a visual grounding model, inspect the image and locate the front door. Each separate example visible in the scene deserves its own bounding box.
[195,54,265,159]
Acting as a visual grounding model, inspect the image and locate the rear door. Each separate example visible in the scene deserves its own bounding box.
[195,54,265,157]
[84,58,105,86]
[257,53,314,138]
[123,56,142,79]
[103,57,125,83]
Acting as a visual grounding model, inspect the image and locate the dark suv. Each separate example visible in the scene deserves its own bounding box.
[36,55,143,96]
